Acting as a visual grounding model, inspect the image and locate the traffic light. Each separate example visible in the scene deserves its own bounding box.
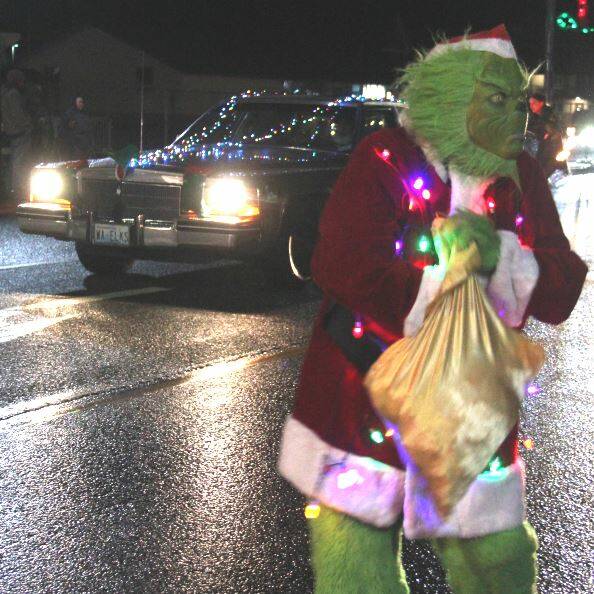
[557,1,594,33]
[577,0,589,26]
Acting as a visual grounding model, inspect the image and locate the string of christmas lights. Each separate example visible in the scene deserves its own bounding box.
[130,90,395,169]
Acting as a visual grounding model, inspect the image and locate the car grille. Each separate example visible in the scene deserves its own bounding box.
[78,179,181,222]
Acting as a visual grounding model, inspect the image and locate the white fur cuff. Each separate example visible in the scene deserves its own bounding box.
[403,458,526,539]
[487,230,540,328]
[403,265,445,337]
[277,416,406,527]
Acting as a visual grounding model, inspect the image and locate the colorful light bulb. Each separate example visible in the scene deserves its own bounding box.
[515,214,524,226]
[369,429,385,444]
[413,177,424,190]
[480,455,505,477]
[381,149,391,160]
[417,236,431,253]
[422,189,431,200]
[489,456,503,473]
[522,438,534,450]
[352,320,364,339]
[526,383,540,396]
[487,197,496,212]
[304,502,321,519]
[395,239,403,254]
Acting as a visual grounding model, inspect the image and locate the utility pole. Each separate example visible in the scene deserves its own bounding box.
[545,0,556,103]
[139,51,145,153]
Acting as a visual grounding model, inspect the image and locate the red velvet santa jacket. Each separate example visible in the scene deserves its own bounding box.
[278,126,587,528]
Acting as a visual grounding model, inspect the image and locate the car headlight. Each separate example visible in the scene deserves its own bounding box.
[30,170,69,205]
[577,126,594,149]
[201,177,259,223]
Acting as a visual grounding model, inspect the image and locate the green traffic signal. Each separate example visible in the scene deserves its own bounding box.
[556,11,590,32]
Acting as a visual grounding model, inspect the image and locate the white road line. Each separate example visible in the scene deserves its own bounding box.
[0,314,77,344]
[0,259,76,271]
[0,286,171,344]
[21,286,171,311]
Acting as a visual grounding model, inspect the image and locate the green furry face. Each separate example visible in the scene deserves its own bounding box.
[467,54,528,160]
[399,48,529,180]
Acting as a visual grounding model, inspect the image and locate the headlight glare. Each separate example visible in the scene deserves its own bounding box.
[201,178,259,222]
[30,170,68,204]
[577,126,594,148]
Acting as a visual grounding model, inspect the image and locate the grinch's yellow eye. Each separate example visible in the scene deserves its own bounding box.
[490,92,506,105]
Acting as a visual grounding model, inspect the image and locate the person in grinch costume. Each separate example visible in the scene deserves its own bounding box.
[277,25,587,594]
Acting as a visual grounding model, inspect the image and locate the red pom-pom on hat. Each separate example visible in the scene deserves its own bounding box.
[427,24,517,60]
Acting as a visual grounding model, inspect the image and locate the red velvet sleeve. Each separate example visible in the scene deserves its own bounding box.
[311,132,423,337]
[518,153,588,324]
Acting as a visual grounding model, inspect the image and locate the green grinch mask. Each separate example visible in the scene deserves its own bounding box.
[399,46,530,181]
[467,53,528,160]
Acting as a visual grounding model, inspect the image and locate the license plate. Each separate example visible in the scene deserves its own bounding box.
[93,223,130,246]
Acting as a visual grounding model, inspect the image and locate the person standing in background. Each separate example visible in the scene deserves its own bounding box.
[60,96,93,159]
[527,92,566,178]
[1,69,33,200]
[23,71,55,165]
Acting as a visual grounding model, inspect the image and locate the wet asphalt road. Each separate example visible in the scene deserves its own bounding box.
[0,174,592,593]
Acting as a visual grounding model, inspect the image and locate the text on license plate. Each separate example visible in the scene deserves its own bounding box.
[93,224,130,246]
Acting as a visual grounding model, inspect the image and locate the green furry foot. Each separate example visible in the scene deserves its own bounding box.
[308,505,409,594]
[433,521,538,594]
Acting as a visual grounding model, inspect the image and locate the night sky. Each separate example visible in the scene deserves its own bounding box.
[2,0,593,83]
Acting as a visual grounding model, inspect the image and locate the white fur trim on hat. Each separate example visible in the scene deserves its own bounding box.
[277,416,405,527]
[427,24,518,61]
[428,37,517,60]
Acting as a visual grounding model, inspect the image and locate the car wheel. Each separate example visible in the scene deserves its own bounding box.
[260,230,313,289]
[75,242,134,275]
[288,233,313,282]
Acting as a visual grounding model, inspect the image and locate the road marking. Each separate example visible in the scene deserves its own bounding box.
[0,259,77,271]
[0,286,171,344]
[0,312,77,344]
[21,286,171,311]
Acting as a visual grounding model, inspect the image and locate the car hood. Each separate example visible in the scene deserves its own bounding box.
[131,143,347,176]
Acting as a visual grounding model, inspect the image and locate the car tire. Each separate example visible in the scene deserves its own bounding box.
[75,242,134,275]
[260,230,313,289]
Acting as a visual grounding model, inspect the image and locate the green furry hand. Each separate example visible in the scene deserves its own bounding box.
[432,210,500,274]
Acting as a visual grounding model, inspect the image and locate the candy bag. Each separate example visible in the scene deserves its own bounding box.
[364,244,544,517]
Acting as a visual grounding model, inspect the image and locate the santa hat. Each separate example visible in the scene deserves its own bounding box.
[427,24,517,61]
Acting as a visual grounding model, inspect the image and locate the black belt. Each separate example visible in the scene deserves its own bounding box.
[323,302,387,374]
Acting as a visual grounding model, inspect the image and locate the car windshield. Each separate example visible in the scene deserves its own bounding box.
[171,102,358,152]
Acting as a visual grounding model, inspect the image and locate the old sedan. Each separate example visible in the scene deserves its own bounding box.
[17,92,400,285]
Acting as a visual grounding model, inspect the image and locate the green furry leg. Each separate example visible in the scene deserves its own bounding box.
[433,521,538,594]
[308,505,409,594]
